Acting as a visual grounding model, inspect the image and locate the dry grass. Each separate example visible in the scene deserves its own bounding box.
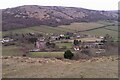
[2,55,118,78]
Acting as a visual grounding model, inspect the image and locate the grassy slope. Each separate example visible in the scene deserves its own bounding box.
[2,56,118,78]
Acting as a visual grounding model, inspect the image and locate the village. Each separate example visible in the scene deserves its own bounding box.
[1,31,117,60]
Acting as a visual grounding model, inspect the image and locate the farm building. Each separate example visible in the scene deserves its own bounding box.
[0,38,14,43]
[35,37,46,51]
[73,40,105,51]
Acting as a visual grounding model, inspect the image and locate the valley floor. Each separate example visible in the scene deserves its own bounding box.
[2,56,118,78]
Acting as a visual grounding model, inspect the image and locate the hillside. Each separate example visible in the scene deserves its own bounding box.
[2,5,118,31]
[2,56,118,78]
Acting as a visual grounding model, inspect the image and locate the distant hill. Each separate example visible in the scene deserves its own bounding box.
[2,5,118,31]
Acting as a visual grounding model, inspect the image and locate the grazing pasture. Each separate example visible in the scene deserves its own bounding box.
[59,22,104,31]
[2,46,23,56]
[2,25,73,36]
[81,27,118,40]
[3,21,118,40]
[29,52,64,58]
[56,42,73,49]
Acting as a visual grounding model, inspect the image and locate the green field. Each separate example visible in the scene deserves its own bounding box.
[3,21,118,40]
[81,27,118,40]
[56,42,73,49]
[97,20,118,25]
[2,25,74,36]
[29,52,64,58]
[105,26,118,31]
[2,46,64,58]
[59,22,104,31]
[59,21,118,39]
[2,45,23,56]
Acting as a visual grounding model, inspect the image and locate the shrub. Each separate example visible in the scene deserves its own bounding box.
[73,39,79,46]
[46,42,56,48]
[22,54,26,57]
[73,51,90,60]
[46,42,51,47]
[81,49,91,56]
[50,43,56,48]
[28,37,37,44]
[64,50,74,59]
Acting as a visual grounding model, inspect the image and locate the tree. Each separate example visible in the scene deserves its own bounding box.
[79,40,82,45]
[46,42,56,48]
[73,39,79,46]
[64,50,74,59]
[50,43,56,48]
[81,48,91,56]
[102,34,114,49]
[28,37,37,44]
[46,42,51,48]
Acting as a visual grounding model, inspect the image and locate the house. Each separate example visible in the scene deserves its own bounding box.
[73,39,104,51]
[1,38,14,43]
[73,46,80,51]
[95,49,106,54]
[36,41,46,50]
[51,36,59,41]
[35,37,46,51]
[99,36,104,39]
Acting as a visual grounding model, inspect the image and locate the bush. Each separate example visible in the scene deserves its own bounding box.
[73,51,91,60]
[46,42,56,48]
[73,39,79,46]
[22,54,26,57]
[64,50,74,59]
[81,49,91,56]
